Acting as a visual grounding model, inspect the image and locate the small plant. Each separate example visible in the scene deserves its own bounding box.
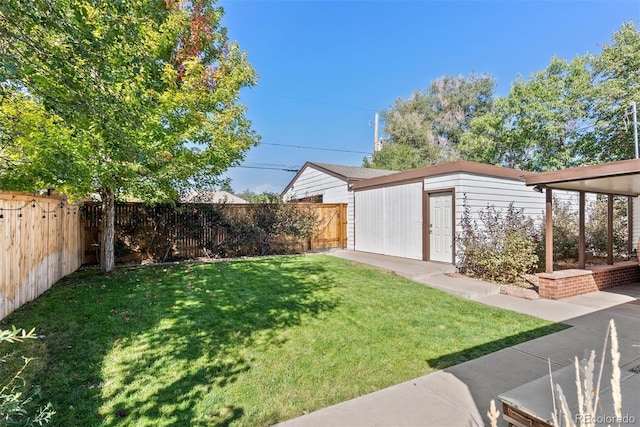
[1,327,54,426]
[457,196,538,284]
[551,319,623,427]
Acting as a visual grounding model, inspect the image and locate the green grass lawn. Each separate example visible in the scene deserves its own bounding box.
[0,254,565,426]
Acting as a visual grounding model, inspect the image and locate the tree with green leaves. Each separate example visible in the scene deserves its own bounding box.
[363,143,428,171]
[366,73,495,170]
[218,177,235,194]
[236,190,281,204]
[459,56,592,171]
[0,88,93,195]
[587,22,640,162]
[459,22,640,171]
[0,0,258,272]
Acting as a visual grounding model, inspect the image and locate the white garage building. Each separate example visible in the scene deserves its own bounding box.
[351,160,578,263]
[282,159,637,265]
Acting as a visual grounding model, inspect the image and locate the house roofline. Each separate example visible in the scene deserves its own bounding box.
[523,158,640,197]
[280,161,350,198]
[524,158,640,185]
[352,160,527,190]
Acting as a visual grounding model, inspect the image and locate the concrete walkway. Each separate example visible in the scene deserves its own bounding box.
[274,250,640,427]
[327,250,500,300]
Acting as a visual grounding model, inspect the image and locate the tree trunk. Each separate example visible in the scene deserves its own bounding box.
[101,188,116,273]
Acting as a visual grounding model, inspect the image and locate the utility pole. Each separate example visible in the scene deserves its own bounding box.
[373,112,380,152]
[631,101,639,159]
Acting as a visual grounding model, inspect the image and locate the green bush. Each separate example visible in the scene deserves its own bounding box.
[537,196,630,265]
[214,202,319,257]
[85,201,320,262]
[457,197,538,284]
[537,197,580,263]
[586,196,628,256]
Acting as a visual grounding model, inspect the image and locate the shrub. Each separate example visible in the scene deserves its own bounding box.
[0,327,54,426]
[208,202,319,258]
[457,197,538,284]
[537,197,580,263]
[84,201,320,262]
[536,195,630,265]
[585,196,628,256]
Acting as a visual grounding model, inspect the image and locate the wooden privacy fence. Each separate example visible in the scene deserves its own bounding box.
[81,202,346,265]
[1,191,82,320]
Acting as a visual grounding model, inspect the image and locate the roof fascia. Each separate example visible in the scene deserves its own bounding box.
[280,162,349,198]
[352,160,526,190]
[524,159,640,187]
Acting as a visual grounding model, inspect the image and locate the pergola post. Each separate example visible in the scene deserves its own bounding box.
[545,188,553,273]
[578,191,585,269]
[607,195,614,265]
[628,196,633,257]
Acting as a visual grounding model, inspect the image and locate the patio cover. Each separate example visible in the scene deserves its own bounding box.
[523,158,640,272]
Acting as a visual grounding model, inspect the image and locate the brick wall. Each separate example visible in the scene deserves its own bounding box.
[537,261,640,299]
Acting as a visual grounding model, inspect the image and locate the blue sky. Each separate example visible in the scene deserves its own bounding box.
[218,0,640,195]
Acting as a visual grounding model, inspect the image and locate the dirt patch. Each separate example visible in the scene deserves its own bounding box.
[547,254,631,271]
[448,272,540,300]
[499,284,539,300]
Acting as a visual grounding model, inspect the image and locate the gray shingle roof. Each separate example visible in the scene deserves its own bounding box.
[310,162,397,180]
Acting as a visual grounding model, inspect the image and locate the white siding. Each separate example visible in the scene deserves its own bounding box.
[282,167,348,203]
[355,189,384,254]
[355,183,422,259]
[454,173,549,224]
[347,190,355,250]
[423,173,580,237]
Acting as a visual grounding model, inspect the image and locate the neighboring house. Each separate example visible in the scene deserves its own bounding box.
[350,160,582,264]
[281,162,398,249]
[181,190,249,204]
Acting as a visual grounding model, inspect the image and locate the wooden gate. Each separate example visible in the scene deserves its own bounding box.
[307,203,347,250]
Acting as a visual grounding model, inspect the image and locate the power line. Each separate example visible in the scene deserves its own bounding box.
[261,142,372,155]
[236,165,299,172]
[243,162,299,168]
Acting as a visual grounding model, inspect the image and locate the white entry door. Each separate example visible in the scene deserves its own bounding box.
[429,192,453,263]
